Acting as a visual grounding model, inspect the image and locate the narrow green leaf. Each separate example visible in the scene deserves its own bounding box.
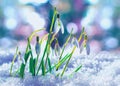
[41,60,45,75]
[24,50,31,63]
[70,65,82,77]
[47,57,52,73]
[33,58,36,76]
[74,65,82,73]
[29,28,45,42]
[56,53,71,70]
[19,63,25,78]
[29,57,34,74]
[29,57,36,76]
[10,46,18,75]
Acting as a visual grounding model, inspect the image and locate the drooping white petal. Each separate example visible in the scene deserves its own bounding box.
[79,34,84,46]
[72,37,79,48]
[21,56,25,64]
[54,43,61,57]
[86,43,90,55]
[59,20,64,34]
[80,43,84,53]
[35,42,40,55]
[18,53,25,65]
[54,18,61,34]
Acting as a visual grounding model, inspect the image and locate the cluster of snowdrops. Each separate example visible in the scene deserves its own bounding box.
[10,7,90,78]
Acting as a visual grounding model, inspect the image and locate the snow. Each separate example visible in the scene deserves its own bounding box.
[0,49,120,86]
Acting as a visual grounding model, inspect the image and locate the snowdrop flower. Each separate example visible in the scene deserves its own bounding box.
[71,36,79,48]
[35,36,40,55]
[54,14,64,34]
[18,51,25,65]
[80,34,90,55]
[54,42,61,57]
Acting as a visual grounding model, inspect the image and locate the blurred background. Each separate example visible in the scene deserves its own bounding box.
[0,0,120,53]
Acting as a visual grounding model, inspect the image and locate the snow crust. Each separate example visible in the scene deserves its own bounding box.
[0,49,120,86]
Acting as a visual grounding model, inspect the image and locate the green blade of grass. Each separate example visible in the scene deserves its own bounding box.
[29,57,36,76]
[24,50,31,63]
[35,54,39,70]
[19,63,25,78]
[56,53,71,70]
[47,57,52,73]
[74,65,82,73]
[41,60,45,75]
[69,65,82,77]
[29,57,33,74]
[10,46,18,75]
[29,28,45,42]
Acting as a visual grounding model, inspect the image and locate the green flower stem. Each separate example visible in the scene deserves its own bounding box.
[29,28,45,42]
[36,7,57,75]
[10,46,18,76]
[35,54,39,70]
[74,65,82,73]
[69,65,82,78]
[39,33,49,44]
[47,57,52,73]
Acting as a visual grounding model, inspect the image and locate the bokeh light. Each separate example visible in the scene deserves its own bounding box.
[0,0,120,52]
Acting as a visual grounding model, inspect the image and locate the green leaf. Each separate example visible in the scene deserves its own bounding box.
[29,58,33,73]
[47,57,52,73]
[33,58,36,76]
[10,46,18,75]
[74,65,82,72]
[29,28,45,42]
[19,63,25,78]
[56,53,71,70]
[24,50,31,63]
[70,65,82,77]
[29,58,36,76]
[41,60,45,75]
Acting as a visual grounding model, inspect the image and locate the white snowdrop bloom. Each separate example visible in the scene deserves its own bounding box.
[35,36,40,55]
[54,42,61,57]
[18,52,25,65]
[54,14,64,34]
[71,36,79,48]
[80,34,90,55]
